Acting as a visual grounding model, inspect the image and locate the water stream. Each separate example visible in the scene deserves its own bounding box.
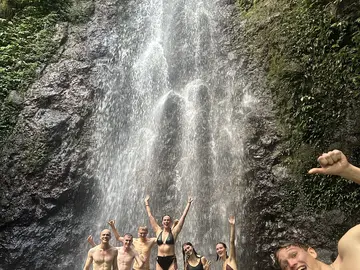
[86,0,253,268]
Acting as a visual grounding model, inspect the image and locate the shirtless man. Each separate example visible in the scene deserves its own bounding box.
[88,231,144,270]
[108,220,156,270]
[84,229,118,270]
[107,219,179,270]
[117,233,144,270]
[274,149,360,270]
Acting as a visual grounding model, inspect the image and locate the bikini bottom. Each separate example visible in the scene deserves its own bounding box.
[157,255,177,270]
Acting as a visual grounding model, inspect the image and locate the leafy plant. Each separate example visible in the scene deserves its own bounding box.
[239,0,360,212]
[0,0,71,145]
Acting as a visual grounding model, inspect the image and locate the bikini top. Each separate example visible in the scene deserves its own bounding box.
[156,230,175,245]
[186,257,204,270]
[226,264,234,270]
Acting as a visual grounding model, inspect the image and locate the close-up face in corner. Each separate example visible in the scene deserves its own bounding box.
[275,245,318,270]
[162,215,172,228]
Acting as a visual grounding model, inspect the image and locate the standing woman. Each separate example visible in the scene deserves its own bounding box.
[215,216,237,270]
[144,195,193,270]
[182,242,211,270]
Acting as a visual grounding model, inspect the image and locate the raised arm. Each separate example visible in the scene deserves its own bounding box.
[171,219,179,230]
[87,235,96,247]
[228,215,236,261]
[309,150,360,269]
[202,256,211,270]
[172,197,193,236]
[83,250,93,270]
[308,149,360,184]
[145,195,161,234]
[108,220,124,242]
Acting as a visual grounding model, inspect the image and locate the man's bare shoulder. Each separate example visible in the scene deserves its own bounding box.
[89,245,99,252]
[335,224,360,270]
[338,224,360,255]
[90,245,118,252]
[134,237,157,245]
[340,224,360,240]
[146,237,157,244]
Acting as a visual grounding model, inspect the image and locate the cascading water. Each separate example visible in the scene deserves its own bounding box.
[83,0,254,268]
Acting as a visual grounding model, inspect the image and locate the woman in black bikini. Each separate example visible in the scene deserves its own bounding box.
[144,195,193,270]
[182,242,211,270]
[215,215,237,270]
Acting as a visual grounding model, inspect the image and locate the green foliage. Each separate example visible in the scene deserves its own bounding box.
[0,0,70,19]
[239,0,360,212]
[0,1,70,144]
[237,0,257,11]
[67,0,95,24]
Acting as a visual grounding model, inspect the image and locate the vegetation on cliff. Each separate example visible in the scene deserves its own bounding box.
[0,0,71,144]
[238,0,360,212]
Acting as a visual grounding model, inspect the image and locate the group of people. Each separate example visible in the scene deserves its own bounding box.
[83,195,237,270]
[84,149,360,270]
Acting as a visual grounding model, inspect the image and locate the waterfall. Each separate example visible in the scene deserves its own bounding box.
[83,0,254,268]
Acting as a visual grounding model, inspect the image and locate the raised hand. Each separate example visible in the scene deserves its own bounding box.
[108,220,115,227]
[87,235,93,243]
[229,215,235,225]
[145,195,150,204]
[308,150,349,176]
[87,235,96,247]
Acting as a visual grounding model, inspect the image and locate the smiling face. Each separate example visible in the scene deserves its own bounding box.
[162,215,172,229]
[216,243,227,260]
[138,228,148,239]
[100,229,111,244]
[183,244,193,256]
[123,234,133,249]
[275,245,319,270]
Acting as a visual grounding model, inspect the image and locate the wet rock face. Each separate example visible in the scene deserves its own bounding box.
[226,6,360,270]
[2,1,360,270]
[0,0,118,269]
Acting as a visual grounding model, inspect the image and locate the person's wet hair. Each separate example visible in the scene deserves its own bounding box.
[216,242,228,261]
[162,215,172,221]
[182,242,200,266]
[124,233,133,239]
[138,226,148,232]
[272,242,310,269]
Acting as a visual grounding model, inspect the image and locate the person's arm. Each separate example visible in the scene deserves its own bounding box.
[113,248,119,270]
[108,220,124,242]
[132,245,145,268]
[309,150,360,269]
[144,195,161,234]
[172,197,193,236]
[171,219,179,230]
[149,237,158,247]
[202,257,211,270]
[83,250,93,270]
[228,215,236,261]
[87,235,96,247]
[308,149,360,184]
